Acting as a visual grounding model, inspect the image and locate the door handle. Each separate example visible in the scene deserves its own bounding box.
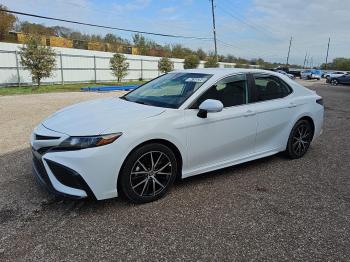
[288,102,297,108]
[244,110,256,117]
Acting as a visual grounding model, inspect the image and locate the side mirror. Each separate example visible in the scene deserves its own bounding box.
[197,99,224,118]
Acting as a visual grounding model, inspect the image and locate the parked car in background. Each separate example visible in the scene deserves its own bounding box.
[328,73,350,85]
[301,69,321,80]
[321,71,329,78]
[30,68,324,203]
[288,68,302,78]
[276,70,296,79]
[325,71,346,82]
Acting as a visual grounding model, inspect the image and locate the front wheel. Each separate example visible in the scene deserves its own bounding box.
[285,120,313,159]
[119,143,178,204]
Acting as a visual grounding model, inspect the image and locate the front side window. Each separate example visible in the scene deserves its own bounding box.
[124,73,212,108]
[191,74,248,108]
[253,74,292,101]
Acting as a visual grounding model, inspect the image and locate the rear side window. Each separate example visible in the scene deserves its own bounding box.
[253,74,292,101]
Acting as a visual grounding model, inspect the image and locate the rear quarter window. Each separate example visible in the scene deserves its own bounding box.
[253,74,293,102]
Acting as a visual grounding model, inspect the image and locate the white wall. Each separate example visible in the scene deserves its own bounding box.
[0,42,236,86]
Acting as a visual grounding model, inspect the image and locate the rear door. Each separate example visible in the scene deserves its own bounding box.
[250,73,297,153]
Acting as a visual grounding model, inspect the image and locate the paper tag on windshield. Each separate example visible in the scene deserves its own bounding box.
[185,78,207,83]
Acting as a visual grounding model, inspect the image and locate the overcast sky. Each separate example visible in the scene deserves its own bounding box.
[1,0,349,65]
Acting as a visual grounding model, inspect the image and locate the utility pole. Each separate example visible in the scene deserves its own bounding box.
[310,57,313,68]
[303,52,307,68]
[210,0,218,61]
[325,37,330,70]
[305,54,309,68]
[286,36,292,66]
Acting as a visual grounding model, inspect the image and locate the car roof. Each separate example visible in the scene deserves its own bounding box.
[172,68,278,77]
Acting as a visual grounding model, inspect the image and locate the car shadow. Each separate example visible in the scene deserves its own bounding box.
[177,153,285,185]
[0,146,292,224]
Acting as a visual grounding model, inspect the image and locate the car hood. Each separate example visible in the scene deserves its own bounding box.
[42,97,166,136]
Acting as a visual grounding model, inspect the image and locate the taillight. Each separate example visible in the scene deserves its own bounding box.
[316,98,323,106]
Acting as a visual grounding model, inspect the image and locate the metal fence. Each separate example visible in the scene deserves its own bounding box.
[0,42,236,86]
[0,50,191,86]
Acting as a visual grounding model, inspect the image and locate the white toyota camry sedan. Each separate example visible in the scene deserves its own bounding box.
[30,68,324,203]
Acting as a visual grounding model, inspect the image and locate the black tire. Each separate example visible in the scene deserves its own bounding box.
[285,119,313,159]
[119,143,178,204]
[330,79,339,86]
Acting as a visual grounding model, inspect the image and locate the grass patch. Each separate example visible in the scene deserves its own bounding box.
[0,81,144,96]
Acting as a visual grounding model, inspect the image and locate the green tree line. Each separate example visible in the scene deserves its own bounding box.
[321,58,350,71]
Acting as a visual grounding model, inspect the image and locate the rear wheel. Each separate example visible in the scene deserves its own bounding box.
[285,119,313,159]
[119,143,177,204]
[330,79,339,86]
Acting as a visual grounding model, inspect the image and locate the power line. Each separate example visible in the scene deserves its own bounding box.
[58,0,210,35]
[217,39,282,59]
[215,4,275,39]
[0,8,213,40]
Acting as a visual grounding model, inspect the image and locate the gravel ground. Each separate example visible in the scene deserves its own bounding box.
[0,81,349,261]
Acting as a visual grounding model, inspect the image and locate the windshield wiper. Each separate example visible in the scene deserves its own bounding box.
[133,100,149,105]
[120,96,150,106]
[119,96,129,101]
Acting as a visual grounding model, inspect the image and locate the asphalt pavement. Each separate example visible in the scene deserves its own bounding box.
[0,80,349,261]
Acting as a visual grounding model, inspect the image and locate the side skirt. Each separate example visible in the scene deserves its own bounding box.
[182,149,280,179]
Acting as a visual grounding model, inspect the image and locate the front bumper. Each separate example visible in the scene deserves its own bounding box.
[31,147,95,199]
[30,124,125,200]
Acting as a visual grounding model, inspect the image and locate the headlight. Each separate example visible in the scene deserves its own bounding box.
[58,133,122,150]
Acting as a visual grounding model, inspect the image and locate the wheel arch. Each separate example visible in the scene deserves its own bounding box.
[283,114,316,152]
[290,114,316,141]
[117,138,183,194]
[294,115,315,139]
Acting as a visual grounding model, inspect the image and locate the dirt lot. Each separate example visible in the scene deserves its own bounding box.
[0,80,349,261]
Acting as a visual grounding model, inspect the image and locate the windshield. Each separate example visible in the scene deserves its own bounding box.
[123,72,213,108]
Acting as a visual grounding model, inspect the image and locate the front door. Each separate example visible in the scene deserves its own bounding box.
[183,74,257,176]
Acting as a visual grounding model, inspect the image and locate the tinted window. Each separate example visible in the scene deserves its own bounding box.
[192,74,248,108]
[253,74,292,101]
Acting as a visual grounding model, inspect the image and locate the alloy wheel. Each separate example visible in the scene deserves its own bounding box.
[130,151,172,197]
[331,79,338,86]
[292,123,312,157]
